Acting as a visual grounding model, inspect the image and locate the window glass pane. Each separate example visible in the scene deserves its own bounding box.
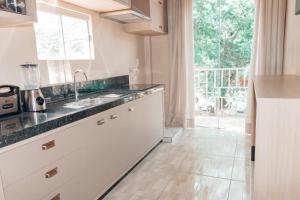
[34,11,64,60]
[61,15,91,60]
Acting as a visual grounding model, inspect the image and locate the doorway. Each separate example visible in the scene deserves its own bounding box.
[193,0,255,132]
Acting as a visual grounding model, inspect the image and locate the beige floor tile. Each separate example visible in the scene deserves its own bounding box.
[105,127,253,199]
[235,134,252,159]
[232,158,254,182]
[179,154,234,179]
[109,168,174,199]
[235,143,251,159]
[178,128,238,143]
[236,134,252,145]
[137,147,187,171]
[195,138,237,157]
[159,172,230,200]
[228,181,252,200]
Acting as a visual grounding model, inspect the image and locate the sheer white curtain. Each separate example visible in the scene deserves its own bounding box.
[166,0,195,128]
[246,0,287,134]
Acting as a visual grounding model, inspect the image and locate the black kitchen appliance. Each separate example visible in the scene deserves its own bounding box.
[0,85,21,117]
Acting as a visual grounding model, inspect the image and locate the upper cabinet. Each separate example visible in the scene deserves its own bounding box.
[61,0,168,36]
[124,0,168,35]
[62,0,131,12]
[100,0,151,24]
[0,0,37,27]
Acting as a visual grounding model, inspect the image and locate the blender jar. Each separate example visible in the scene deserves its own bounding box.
[21,64,41,90]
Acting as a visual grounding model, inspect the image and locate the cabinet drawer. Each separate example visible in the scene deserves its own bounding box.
[0,124,86,188]
[41,174,94,200]
[4,149,86,200]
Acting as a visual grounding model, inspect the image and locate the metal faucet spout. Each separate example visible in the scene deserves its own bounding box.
[74,69,88,101]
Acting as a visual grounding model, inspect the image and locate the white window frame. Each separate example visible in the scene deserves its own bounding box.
[35,2,95,60]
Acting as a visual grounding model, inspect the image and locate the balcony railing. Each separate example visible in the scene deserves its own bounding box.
[194,67,249,116]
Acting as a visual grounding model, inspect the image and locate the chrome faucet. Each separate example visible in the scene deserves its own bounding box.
[74,69,88,101]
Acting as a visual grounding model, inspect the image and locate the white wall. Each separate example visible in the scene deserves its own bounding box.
[0,1,146,88]
[284,0,300,74]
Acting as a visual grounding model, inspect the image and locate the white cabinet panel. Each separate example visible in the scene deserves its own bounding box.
[62,0,130,12]
[0,123,87,188]
[4,149,86,200]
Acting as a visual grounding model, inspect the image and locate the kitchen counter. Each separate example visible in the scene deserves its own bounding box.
[0,83,163,148]
[254,75,300,99]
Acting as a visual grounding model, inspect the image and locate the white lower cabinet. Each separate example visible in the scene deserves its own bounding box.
[0,90,164,200]
[4,149,87,200]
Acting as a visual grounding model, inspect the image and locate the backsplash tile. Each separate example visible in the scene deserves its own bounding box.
[31,75,129,104]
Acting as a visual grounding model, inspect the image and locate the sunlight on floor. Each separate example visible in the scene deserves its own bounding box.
[104,127,253,200]
[195,115,246,134]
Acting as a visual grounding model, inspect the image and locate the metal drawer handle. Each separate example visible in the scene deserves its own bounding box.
[128,107,135,112]
[45,167,58,179]
[50,194,60,200]
[110,115,118,120]
[42,140,55,150]
[97,119,105,125]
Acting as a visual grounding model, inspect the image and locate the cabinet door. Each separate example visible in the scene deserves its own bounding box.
[126,90,165,160]
[80,105,136,199]
[124,0,167,35]
[141,91,165,150]
[149,0,165,33]
[61,0,130,12]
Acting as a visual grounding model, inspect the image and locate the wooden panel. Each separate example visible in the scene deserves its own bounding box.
[4,149,86,200]
[254,99,300,200]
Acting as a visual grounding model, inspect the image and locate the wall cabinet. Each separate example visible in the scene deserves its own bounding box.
[125,0,168,35]
[0,0,37,27]
[0,89,164,200]
[62,0,131,12]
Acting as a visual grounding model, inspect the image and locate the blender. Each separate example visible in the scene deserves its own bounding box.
[21,63,46,112]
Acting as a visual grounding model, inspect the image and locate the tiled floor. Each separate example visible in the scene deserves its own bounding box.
[104,127,254,200]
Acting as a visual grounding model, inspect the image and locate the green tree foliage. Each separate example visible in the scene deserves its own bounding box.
[193,0,255,69]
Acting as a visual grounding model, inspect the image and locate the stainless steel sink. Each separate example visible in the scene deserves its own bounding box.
[64,98,99,109]
[101,94,123,98]
[64,96,118,109]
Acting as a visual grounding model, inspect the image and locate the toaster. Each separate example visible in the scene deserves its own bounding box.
[0,85,21,117]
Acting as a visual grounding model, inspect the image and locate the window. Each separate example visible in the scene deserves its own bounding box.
[34,5,94,60]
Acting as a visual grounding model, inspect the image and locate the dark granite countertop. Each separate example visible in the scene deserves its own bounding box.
[0,84,163,149]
